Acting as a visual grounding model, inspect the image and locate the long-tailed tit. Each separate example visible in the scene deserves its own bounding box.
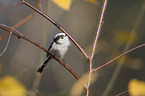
[37,33,71,73]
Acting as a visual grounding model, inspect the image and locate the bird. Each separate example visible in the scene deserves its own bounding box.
[37,33,71,73]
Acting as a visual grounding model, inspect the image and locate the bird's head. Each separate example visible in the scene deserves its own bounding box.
[53,33,70,45]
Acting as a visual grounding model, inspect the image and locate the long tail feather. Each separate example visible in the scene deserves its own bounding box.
[37,56,51,73]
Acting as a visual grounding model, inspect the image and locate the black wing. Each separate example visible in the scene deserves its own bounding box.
[47,34,64,56]
[47,41,54,57]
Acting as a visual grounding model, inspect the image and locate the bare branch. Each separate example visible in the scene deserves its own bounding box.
[90,0,108,60]
[93,43,145,72]
[115,90,128,96]
[0,31,12,56]
[0,2,24,12]
[85,0,108,95]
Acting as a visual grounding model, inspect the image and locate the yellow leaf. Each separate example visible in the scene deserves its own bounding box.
[85,0,97,4]
[0,76,26,96]
[53,0,72,11]
[128,79,145,96]
[69,72,98,96]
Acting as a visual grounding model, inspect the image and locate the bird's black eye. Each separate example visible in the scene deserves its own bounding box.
[61,36,64,39]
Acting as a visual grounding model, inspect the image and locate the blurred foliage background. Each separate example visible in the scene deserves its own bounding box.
[0,0,145,96]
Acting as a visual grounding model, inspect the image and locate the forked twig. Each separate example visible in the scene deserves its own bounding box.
[0,24,24,56]
[86,0,108,96]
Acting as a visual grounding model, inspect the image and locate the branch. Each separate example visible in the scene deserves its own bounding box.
[93,43,145,72]
[0,25,86,88]
[0,31,12,56]
[115,90,128,96]
[90,0,108,59]
[0,2,24,11]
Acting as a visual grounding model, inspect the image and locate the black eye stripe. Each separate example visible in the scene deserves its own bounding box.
[53,35,64,44]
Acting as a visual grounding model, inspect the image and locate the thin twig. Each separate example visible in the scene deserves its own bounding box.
[20,0,88,60]
[90,0,108,59]
[0,32,12,56]
[0,2,24,11]
[0,25,86,88]
[93,43,145,72]
[115,90,128,96]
